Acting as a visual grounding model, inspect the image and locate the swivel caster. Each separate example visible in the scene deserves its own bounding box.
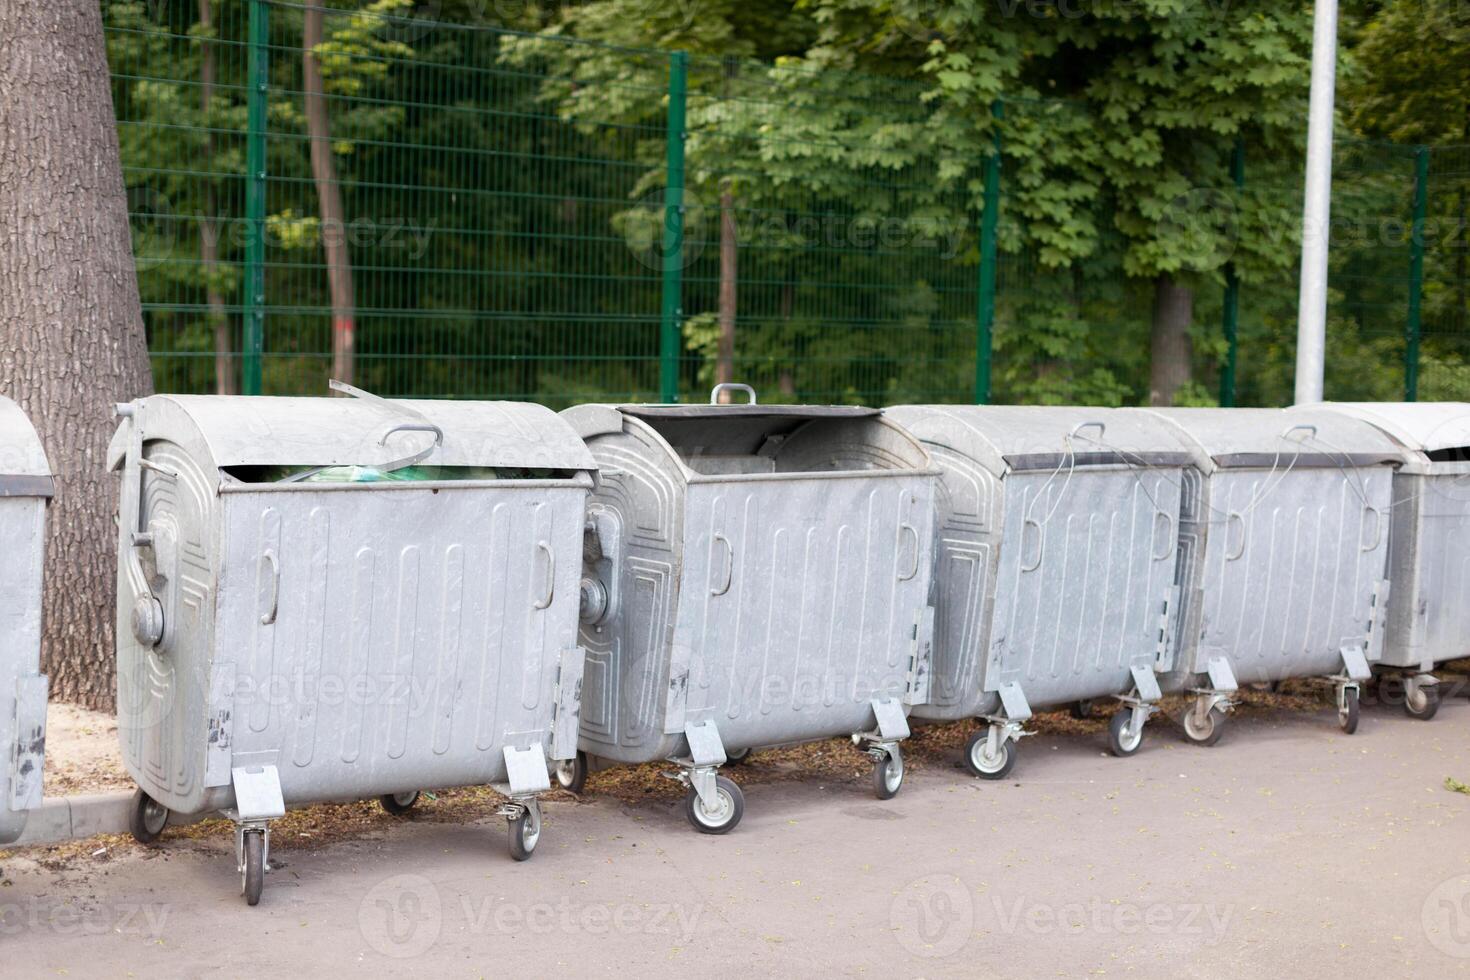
[963,729,1017,779]
[554,751,588,794]
[128,788,169,845]
[379,791,420,815]
[684,775,744,834]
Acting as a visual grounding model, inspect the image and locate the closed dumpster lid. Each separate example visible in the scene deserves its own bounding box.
[1309,402,1470,455]
[1141,407,1406,472]
[885,405,1196,473]
[115,395,596,474]
[0,395,53,497]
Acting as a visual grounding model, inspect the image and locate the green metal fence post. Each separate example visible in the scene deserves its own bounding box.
[1406,145,1429,402]
[659,51,689,404]
[243,0,270,396]
[1219,137,1245,407]
[975,99,1003,405]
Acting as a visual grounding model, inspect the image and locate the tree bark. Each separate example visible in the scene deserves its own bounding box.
[303,6,356,386]
[198,0,235,394]
[716,181,737,401]
[0,0,154,710]
[1149,273,1193,407]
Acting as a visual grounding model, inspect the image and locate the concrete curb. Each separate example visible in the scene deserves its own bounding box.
[12,792,135,848]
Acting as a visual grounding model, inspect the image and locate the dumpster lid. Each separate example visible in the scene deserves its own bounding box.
[127,395,596,473]
[1143,407,1406,470]
[619,404,879,421]
[0,396,53,495]
[1310,402,1470,455]
[885,405,1195,472]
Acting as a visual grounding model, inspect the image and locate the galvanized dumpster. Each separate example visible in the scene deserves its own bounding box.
[0,397,51,846]
[1139,407,1404,744]
[560,384,937,833]
[887,406,1193,779]
[108,388,595,904]
[1306,402,1470,720]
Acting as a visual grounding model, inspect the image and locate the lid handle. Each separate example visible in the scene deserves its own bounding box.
[711,383,757,405]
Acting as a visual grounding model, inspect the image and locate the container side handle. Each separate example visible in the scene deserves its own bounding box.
[710,533,734,595]
[897,523,921,581]
[1020,517,1043,572]
[534,541,556,609]
[710,383,757,405]
[1152,510,1176,561]
[259,550,280,625]
[1361,505,1383,552]
[1225,512,1247,561]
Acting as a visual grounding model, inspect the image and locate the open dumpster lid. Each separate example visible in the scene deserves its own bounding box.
[1309,402,1470,455]
[886,405,1196,473]
[112,395,597,474]
[0,395,53,496]
[619,404,879,420]
[1142,407,1406,471]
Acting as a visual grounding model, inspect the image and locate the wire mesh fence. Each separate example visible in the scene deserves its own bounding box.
[105,0,1467,406]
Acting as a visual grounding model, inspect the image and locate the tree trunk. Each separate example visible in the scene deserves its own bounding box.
[716,181,737,401]
[198,0,234,395]
[0,0,154,710]
[1149,273,1194,407]
[303,6,355,386]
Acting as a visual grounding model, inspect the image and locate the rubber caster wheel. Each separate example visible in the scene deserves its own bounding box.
[1107,709,1145,757]
[963,730,1016,779]
[1182,706,1228,747]
[508,803,542,862]
[1340,687,1361,734]
[241,831,265,907]
[1405,682,1440,721]
[128,788,169,845]
[872,749,904,800]
[725,747,751,766]
[684,776,744,834]
[379,791,420,815]
[1070,700,1095,720]
[553,751,588,794]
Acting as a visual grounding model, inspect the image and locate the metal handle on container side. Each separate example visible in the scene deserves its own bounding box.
[897,524,920,581]
[1152,510,1176,561]
[710,533,734,596]
[1361,505,1383,552]
[710,383,757,405]
[1020,518,1044,572]
[1225,512,1247,561]
[534,541,555,609]
[259,550,280,625]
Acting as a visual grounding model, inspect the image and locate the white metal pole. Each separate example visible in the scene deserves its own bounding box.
[1294,0,1339,405]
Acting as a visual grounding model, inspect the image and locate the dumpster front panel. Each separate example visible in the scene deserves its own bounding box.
[0,496,47,844]
[575,420,686,762]
[913,444,1001,718]
[213,485,585,803]
[986,467,1182,707]
[671,473,934,749]
[116,439,220,815]
[1195,467,1393,684]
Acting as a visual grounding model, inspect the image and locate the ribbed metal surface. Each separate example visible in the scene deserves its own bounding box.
[572,407,936,764]
[114,395,592,815]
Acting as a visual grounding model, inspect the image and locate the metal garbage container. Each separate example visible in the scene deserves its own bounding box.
[108,386,595,904]
[1136,407,1404,744]
[1303,402,1470,720]
[887,406,1193,779]
[0,397,52,846]
[559,384,938,833]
